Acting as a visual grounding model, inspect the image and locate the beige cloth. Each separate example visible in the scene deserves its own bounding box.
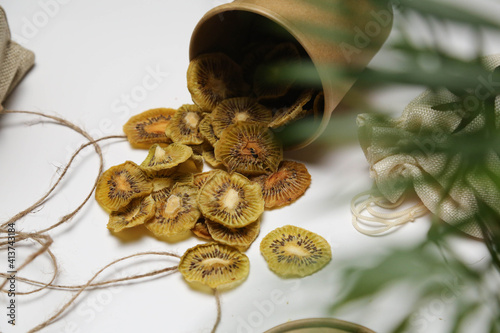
[0,6,35,109]
[357,55,500,239]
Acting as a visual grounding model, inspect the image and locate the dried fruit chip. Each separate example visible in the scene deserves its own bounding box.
[179,243,250,288]
[187,53,248,111]
[147,169,194,202]
[123,108,176,148]
[211,97,272,137]
[214,122,283,175]
[268,89,314,128]
[260,225,331,278]
[165,104,204,145]
[177,154,204,174]
[193,170,224,189]
[148,177,173,202]
[199,114,219,145]
[203,148,223,168]
[145,183,200,237]
[168,171,195,185]
[313,91,324,120]
[140,143,193,172]
[252,160,311,209]
[191,218,213,240]
[96,161,153,212]
[198,171,264,228]
[190,143,204,156]
[206,218,261,252]
[253,42,300,99]
[107,196,155,232]
[241,42,275,83]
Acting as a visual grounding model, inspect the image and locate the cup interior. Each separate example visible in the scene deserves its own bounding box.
[190,9,324,149]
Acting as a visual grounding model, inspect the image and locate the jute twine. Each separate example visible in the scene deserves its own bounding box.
[0,109,222,333]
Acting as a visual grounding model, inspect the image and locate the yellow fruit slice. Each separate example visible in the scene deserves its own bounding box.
[95,161,152,212]
[197,171,264,228]
[145,183,200,237]
[179,243,250,288]
[260,225,331,278]
[107,196,155,232]
[123,108,176,149]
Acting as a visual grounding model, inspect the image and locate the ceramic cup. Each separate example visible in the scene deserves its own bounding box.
[263,317,375,332]
[190,0,393,149]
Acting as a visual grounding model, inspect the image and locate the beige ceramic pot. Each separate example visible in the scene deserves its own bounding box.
[190,0,393,149]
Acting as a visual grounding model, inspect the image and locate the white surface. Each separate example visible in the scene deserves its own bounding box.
[0,1,498,333]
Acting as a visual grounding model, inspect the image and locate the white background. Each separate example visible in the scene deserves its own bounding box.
[0,0,499,332]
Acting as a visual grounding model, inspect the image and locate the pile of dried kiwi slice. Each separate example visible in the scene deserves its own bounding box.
[97,42,332,280]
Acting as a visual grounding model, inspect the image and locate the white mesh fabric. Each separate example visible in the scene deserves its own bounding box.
[356,55,500,239]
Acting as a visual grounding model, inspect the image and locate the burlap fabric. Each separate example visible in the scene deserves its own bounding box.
[356,55,500,239]
[0,6,35,110]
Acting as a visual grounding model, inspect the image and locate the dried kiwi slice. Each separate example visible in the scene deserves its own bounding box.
[191,218,213,240]
[107,196,155,232]
[140,143,193,172]
[214,122,283,175]
[197,171,264,228]
[146,171,194,206]
[193,170,224,189]
[241,42,275,84]
[187,53,248,111]
[203,148,223,169]
[253,42,301,99]
[268,89,314,128]
[199,114,219,145]
[206,218,261,252]
[260,225,331,278]
[148,176,173,202]
[147,168,196,202]
[96,161,153,212]
[252,160,311,209]
[177,154,204,174]
[165,104,204,145]
[211,97,272,137]
[168,171,195,185]
[179,243,250,289]
[123,108,176,148]
[145,183,200,237]
[313,91,325,120]
[190,143,204,156]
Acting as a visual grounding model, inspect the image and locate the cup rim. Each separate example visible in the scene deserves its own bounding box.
[262,317,376,333]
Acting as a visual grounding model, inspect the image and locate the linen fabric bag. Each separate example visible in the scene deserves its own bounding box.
[355,55,500,239]
[0,6,35,110]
